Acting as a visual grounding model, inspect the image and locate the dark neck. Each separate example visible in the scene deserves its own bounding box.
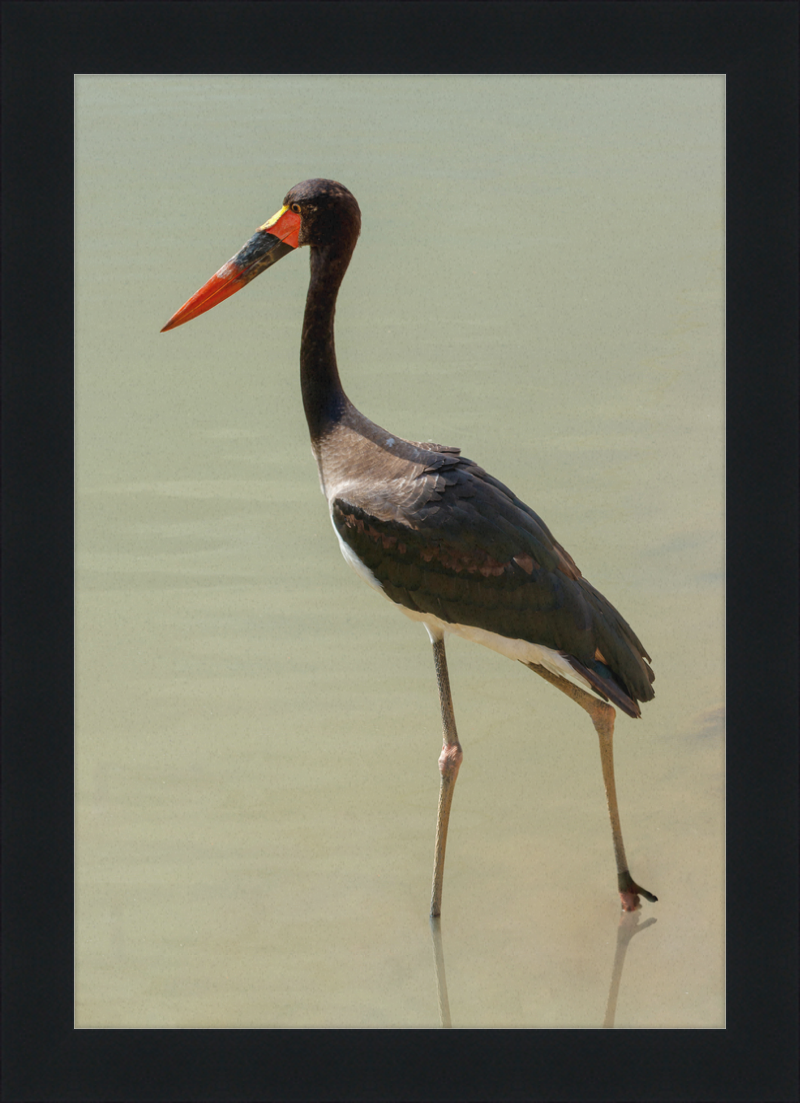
[300,242,355,443]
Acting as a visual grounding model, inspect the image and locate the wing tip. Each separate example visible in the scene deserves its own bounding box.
[564,654,644,719]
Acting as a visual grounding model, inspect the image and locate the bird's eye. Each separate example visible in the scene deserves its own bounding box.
[290,203,301,214]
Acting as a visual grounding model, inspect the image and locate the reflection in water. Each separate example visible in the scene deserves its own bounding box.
[430,909,657,1028]
[602,910,658,1028]
[429,917,452,1028]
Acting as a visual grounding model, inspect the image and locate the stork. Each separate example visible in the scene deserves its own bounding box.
[162,178,657,916]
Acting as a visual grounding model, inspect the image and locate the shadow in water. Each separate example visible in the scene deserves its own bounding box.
[602,909,657,1028]
[429,916,452,1028]
[429,908,657,1028]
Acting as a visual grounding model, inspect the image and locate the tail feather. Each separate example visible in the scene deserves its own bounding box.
[563,654,642,719]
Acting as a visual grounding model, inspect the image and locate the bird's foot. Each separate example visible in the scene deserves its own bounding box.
[618,871,658,912]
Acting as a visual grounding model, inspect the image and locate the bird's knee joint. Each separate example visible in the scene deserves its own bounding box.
[438,741,463,777]
[592,701,616,736]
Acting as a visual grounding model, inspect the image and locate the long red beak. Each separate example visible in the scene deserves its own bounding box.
[161,206,301,332]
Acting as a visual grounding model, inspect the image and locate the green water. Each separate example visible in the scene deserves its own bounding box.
[76,75,724,1027]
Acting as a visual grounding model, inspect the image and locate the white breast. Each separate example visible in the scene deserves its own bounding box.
[330,511,386,594]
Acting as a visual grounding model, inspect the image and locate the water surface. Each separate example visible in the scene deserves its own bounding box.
[76,75,724,1027]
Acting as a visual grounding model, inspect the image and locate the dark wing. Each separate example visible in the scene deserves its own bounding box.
[331,450,654,715]
[403,440,462,455]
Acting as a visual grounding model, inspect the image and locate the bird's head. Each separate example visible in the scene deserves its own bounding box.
[161,178,360,332]
[284,179,361,251]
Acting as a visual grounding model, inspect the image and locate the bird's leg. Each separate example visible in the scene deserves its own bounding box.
[430,635,463,918]
[528,664,657,912]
